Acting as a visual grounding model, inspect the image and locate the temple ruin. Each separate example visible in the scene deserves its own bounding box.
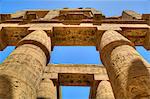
[0,8,150,99]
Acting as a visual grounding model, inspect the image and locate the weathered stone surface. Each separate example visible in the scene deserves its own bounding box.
[100,30,134,53]
[53,26,97,46]
[41,64,109,99]
[100,30,150,99]
[11,11,26,19]
[122,10,142,20]
[142,14,150,25]
[17,30,51,64]
[144,28,150,50]
[3,27,29,46]
[0,23,149,49]
[37,79,57,99]
[96,80,115,99]
[43,10,60,20]
[43,64,108,81]
[0,14,11,22]
[0,8,149,50]
[111,45,150,99]
[0,27,7,50]
[0,8,150,99]
[0,30,51,99]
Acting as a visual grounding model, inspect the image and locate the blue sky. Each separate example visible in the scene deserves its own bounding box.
[0,0,150,99]
[0,0,150,16]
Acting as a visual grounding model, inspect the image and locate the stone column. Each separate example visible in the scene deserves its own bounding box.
[0,30,51,99]
[99,30,150,99]
[96,80,115,99]
[37,78,57,99]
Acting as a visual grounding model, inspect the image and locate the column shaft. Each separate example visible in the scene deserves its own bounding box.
[37,79,57,99]
[0,30,51,99]
[96,80,115,99]
[100,30,150,99]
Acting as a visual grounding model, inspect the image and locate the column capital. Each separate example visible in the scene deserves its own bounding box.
[100,30,134,65]
[16,30,51,64]
[100,30,134,51]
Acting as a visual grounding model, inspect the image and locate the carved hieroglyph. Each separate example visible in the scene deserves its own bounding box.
[0,8,149,99]
[0,30,51,99]
[100,30,150,99]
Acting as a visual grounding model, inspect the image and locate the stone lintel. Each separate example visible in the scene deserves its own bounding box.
[43,64,108,99]
[101,19,147,24]
[28,25,53,32]
[97,25,122,31]
[43,64,108,82]
[0,23,149,49]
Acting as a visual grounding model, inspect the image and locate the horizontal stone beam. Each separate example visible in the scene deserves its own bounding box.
[43,64,109,81]
[0,23,149,51]
[42,64,109,99]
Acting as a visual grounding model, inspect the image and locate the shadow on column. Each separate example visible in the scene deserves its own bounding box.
[0,75,13,99]
[127,58,150,99]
